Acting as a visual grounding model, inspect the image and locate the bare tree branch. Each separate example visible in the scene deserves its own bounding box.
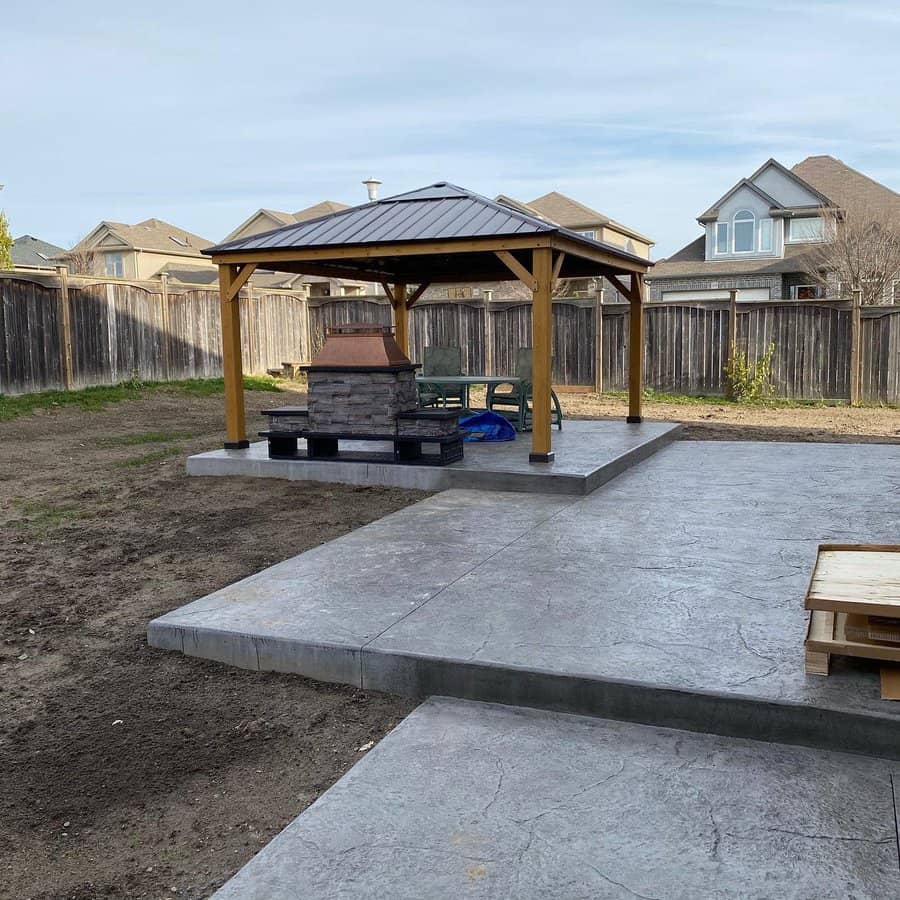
[804,205,900,305]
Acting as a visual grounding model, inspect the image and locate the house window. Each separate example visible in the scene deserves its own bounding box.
[733,210,755,252]
[789,217,824,242]
[577,230,596,240]
[625,239,636,254]
[758,218,774,253]
[715,222,728,254]
[791,284,824,300]
[105,253,124,277]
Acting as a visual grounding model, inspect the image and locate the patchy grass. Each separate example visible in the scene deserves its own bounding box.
[14,501,86,531]
[116,447,183,468]
[597,388,843,410]
[0,376,281,422]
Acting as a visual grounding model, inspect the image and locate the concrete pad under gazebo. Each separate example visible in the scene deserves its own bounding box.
[204,183,653,462]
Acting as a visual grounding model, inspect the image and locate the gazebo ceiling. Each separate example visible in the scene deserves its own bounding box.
[204,182,652,283]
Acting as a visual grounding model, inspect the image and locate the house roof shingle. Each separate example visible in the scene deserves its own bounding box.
[11,235,66,268]
[527,191,653,244]
[73,218,212,255]
[792,155,900,221]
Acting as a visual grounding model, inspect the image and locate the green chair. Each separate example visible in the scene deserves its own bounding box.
[419,346,467,409]
[486,348,563,432]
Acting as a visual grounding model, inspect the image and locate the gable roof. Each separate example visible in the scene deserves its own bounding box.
[698,178,789,222]
[792,155,900,221]
[293,200,349,222]
[207,182,649,267]
[698,159,834,222]
[73,218,212,255]
[526,192,653,244]
[11,235,66,268]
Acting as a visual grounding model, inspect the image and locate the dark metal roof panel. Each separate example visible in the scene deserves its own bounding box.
[203,182,651,271]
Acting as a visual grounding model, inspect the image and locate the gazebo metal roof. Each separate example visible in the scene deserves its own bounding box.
[208,182,649,262]
[206,181,651,461]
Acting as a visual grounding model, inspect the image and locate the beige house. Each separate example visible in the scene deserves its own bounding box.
[523,192,653,259]
[68,218,214,280]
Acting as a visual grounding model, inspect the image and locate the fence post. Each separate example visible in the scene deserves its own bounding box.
[594,286,604,393]
[302,289,313,363]
[850,287,862,405]
[56,265,74,390]
[159,272,171,380]
[483,290,494,375]
[728,289,738,355]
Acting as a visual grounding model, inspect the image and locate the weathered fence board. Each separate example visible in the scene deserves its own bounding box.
[4,272,900,404]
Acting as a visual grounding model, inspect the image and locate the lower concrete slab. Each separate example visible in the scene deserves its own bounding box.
[185,419,681,495]
[150,441,900,758]
[211,697,900,900]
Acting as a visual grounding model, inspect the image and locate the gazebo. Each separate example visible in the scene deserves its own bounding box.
[203,183,652,462]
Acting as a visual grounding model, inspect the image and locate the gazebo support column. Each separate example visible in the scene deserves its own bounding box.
[530,247,554,462]
[392,283,409,356]
[627,274,645,423]
[218,262,256,449]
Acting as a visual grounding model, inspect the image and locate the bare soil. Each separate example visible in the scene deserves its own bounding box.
[0,386,422,900]
[556,391,900,444]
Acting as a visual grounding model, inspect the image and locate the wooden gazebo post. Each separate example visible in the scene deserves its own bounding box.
[627,273,645,423]
[530,247,554,462]
[218,262,256,449]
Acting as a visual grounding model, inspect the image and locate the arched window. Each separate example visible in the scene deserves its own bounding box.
[733,209,755,252]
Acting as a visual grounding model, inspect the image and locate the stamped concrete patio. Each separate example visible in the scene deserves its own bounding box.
[211,698,900,900]
[185,419,680,495]
[151,440,900,758]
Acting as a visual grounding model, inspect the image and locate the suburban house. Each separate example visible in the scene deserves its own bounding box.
[425,191,653,301]
[10,235,66,271]
[649,155,900,303]
[67,218,214,280]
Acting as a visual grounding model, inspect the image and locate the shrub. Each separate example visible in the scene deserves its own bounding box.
[725,342,776,403]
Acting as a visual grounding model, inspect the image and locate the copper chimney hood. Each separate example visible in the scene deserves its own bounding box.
[307,323,416,371]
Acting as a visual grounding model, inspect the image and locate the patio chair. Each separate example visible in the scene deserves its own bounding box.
[486,348,562,432]
[418,345,467,408]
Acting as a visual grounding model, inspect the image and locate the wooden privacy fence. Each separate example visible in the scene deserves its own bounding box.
[2,271,900,403]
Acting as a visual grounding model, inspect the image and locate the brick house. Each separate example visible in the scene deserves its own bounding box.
[648,156,900,303]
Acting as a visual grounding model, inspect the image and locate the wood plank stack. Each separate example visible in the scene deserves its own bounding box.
[804,544,900,676]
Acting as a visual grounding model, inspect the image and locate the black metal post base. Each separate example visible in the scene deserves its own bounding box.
[224,439,250,450]
[626,416,643,424]
[529,451,556,463]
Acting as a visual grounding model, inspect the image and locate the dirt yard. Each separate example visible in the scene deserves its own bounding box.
[557,391,900,444]
[0,385,422,900]
[5,382,900,899]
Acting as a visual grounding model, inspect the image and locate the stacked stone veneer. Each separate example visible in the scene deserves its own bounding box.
[308,369,418,436]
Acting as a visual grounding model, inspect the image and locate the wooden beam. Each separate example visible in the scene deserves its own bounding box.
[380,282,395,303]
[209,234,555,266]
[219,264,248,448]
[850,287,862,405]
[224,262,257,301]
[530,247,554,462]
[393,283,409,355]
[605,273,633,302]
[627,274,645,424]
[552,251,566,282]
[550,235,649,274]
[495,250,537,291]
[406,282,431,309]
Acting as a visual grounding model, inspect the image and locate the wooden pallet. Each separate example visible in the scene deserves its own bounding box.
[804,544,900,675]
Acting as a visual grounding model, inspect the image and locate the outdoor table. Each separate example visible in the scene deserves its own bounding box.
[415,375,521,411]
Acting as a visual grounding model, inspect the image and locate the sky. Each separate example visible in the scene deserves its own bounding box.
[4,0,900,258]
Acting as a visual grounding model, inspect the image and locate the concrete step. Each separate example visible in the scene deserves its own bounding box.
[211,698,900,899]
